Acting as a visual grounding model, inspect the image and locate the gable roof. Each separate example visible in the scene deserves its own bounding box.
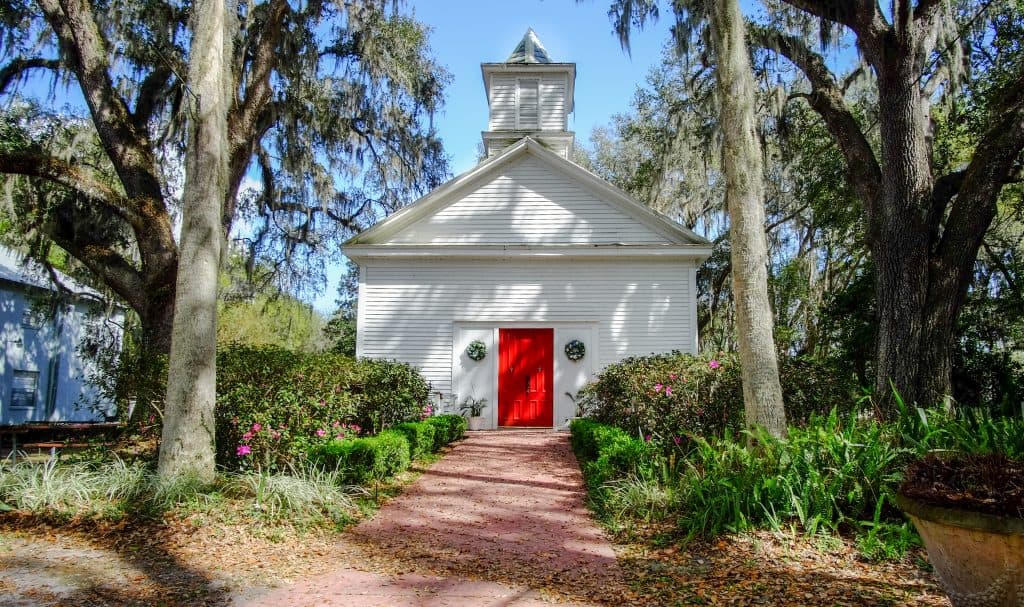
[345,138,711,256]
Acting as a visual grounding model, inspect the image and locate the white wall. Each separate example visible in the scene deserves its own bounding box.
[357,257,698,428]
[387,155,670,246]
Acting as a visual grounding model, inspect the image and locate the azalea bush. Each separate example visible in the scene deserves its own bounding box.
[581,353,742,445]
[216,344,431,470]
[582,352,860,446]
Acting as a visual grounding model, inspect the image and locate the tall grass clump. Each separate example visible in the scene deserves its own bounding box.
[222,464,364,525]
[0,456,150,518]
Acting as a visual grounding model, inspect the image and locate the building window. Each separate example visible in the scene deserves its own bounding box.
[21,306,50,329]
[517,78,539,130]
[11,370,39,410]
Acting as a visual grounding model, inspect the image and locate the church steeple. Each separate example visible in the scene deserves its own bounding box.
[481,29,576,159]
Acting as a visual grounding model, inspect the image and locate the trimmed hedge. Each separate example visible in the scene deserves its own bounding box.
[570,418,658,497]
[312,429,411,484]
[425,414,467,450]
[392,421,436,460]
[311,415,467,484]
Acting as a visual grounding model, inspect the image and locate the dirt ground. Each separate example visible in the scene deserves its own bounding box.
[0,433,950,606]
[0,520,951,606]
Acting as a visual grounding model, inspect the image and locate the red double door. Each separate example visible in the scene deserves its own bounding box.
[497,328,553,427]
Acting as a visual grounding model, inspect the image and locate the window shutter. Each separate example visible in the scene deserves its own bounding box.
[518,79,539,129]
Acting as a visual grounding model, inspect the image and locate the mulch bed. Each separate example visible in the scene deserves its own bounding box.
[900,454,1024,518]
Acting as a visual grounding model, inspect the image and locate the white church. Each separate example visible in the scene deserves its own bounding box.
[343,29,711,429]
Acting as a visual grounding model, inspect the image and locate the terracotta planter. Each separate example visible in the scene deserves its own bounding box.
[897,494,1024,607]
[467,416,485,431]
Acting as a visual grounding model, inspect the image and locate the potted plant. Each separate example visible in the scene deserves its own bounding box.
[897,453,1024,607]
[459,397,487,431]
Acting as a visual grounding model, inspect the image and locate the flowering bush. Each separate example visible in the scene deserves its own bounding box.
[215,345,431,470]
[580,352,859,447]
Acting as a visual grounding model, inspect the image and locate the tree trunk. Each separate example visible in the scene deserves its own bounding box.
[870,55,941,410]
[157,0,234,482]
[708,0,787,438]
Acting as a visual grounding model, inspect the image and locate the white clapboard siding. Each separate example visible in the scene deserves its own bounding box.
[488,76,517,130]
[358,259,697,394]
[387,155,670,245]
[540,74,567,130]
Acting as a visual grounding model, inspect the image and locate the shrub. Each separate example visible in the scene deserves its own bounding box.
[215,344,431,470]
[392,421,436,460]
[581,352,860,444]
[570,418,659,503]
[311,429,412,484]
[424,415,467,451]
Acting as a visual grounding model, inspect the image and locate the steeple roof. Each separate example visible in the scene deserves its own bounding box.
[506,28,552,64]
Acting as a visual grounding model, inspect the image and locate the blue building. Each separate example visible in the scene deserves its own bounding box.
[0,247,123,425]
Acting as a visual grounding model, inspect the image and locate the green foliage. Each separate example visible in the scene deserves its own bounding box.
[311,429,412,484]
[311,417,465,484]
[582,352,860,445]
[572,403,1024,560]
[391,422,436,460]
[217,255,328,352]
[0,456,149,519]
[424,415,468,450]
[215,345,431,470]
[0,456,360,527]
[569,419,659,503]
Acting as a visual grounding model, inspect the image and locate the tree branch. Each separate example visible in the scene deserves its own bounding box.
[0,150,144,229]
[777,0,889,59]
[132,65,173,132]
[37,0,163,203]
[0,58,62,94]
[32,198,147,311]
[749,25,883,208]
[935,64,1024,269]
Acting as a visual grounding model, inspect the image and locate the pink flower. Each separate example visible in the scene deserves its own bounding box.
[318,399,326,406]
[669,373,677,380]
[241,432,253,441]
[271,431,281,440]
[251,423,262,432]
[236,445,251,456]
[709,360,721,370]
[644,434,652,442]
[654,383,663,392]
[336,434,345,440]
[315,429,326,437]
[332,421,341,427]
[665,386,673,396]
[352,425,361,433]
[673,436,682,445]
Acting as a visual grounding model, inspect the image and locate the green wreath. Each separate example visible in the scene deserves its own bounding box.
[466,339,487,361]
[564,339,586,361]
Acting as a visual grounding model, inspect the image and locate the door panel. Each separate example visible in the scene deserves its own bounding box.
[498,328,553,426]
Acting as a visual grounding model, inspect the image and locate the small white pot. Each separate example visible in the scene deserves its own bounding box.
[467,416,485,431]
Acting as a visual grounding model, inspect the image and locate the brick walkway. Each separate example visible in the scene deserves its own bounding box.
[236,429,622,606]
